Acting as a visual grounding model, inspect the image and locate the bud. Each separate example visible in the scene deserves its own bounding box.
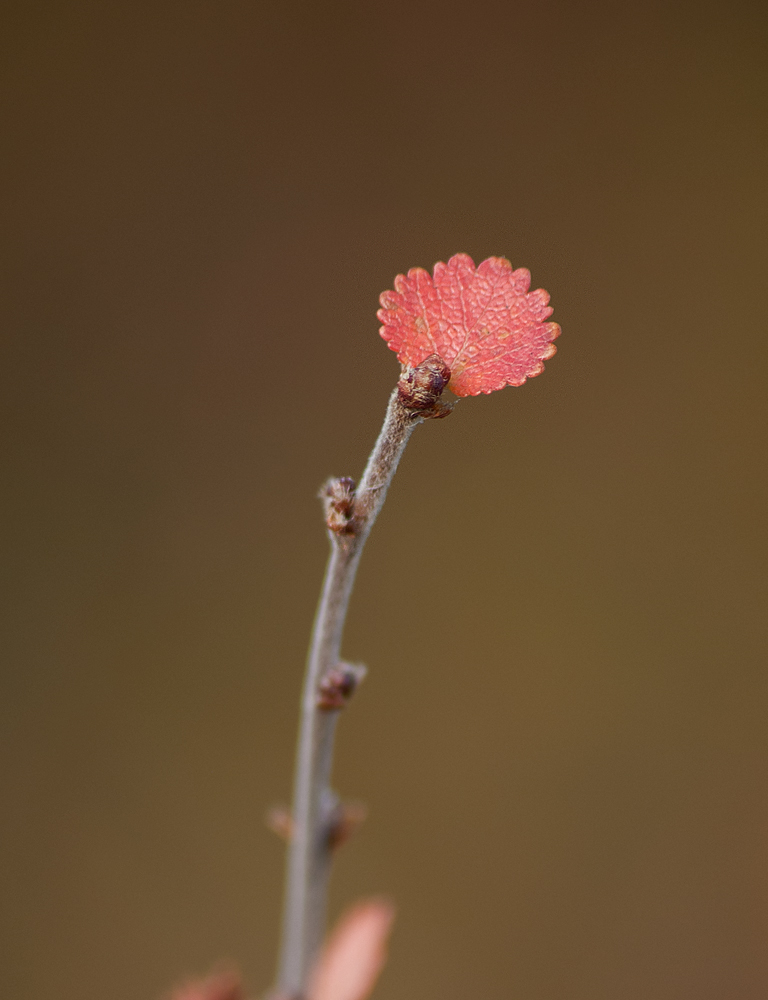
[321,476,357,534]
[397,354,451,411]
[317,662,367,711]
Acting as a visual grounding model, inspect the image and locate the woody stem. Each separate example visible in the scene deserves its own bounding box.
[275,357,450,998]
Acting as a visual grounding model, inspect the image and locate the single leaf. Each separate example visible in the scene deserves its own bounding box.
[378,253,560,396]
[307,899,395,1000]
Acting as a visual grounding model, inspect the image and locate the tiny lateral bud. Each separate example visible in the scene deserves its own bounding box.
[266,805,294,841]
[321,476,357,534]
[397,353,451,411]
[317,662,366,711]
[326,801,367,851]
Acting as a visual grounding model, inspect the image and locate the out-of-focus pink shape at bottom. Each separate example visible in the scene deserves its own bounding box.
[169,970,245,1000]
[308,899,396,1000]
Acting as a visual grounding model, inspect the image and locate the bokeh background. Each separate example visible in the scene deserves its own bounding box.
[2,1,767,998]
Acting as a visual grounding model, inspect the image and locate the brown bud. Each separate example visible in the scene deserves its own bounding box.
[265,805,293,841]
[397,353,451,411]
[317,662,366,711]
[321,476,356,534]
[326,801,368,850]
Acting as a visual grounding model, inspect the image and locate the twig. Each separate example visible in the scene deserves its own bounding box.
[275,356,451,998]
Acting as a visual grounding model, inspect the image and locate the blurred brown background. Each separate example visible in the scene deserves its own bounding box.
[2,1,767,998]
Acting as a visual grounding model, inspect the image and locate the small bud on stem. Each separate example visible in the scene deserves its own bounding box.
[397,354,451,411]
[324,800,368,851]
[321,477,357,535]
[317,663,367,711]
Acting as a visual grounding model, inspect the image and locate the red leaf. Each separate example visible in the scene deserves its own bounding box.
[378,253,560,397]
